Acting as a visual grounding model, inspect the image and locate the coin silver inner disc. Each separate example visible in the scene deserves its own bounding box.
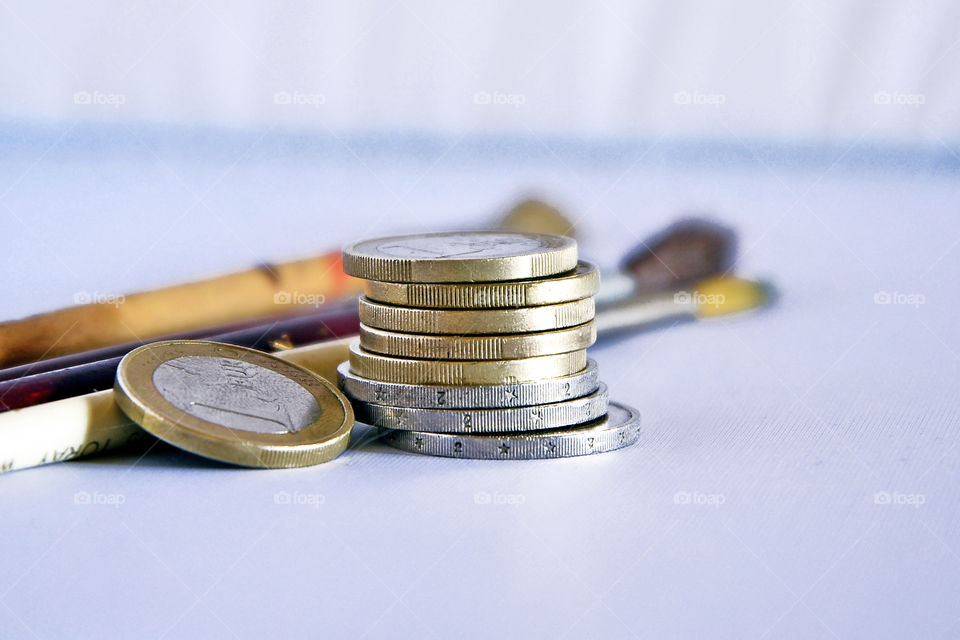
[375,233,544,259]
[152,356,321,434]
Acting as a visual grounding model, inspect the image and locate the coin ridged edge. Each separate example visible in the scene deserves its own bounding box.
[358,322,595,360]
[363,261,600,308]
[343,254,414,283]
[358,297,595,335]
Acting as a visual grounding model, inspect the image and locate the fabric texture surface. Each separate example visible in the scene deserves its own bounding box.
[0,127,958,638]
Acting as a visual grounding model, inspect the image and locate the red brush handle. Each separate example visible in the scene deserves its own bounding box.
[0,300,361,413]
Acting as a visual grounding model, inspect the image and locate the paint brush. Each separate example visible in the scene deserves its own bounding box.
[595,276,776,337]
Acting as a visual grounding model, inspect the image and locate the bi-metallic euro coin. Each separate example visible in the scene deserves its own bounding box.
[342,231,577,283]
[362,261,599,308]
[348,342,587,385]
[358,322,595,360]
[358,296,594,335]
[114,340,354,468]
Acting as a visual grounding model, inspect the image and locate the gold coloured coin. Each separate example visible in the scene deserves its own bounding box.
[363,261,599,309]
[358,322,595,360]
[358,296,594,335]
[342,231,577,283]
[348,341,588,385]
[114,340,354,468]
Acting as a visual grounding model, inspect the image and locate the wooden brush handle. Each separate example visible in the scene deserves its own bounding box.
[0,251,363,368]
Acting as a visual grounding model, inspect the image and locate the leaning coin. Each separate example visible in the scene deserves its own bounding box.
[358,296,594,335]
[354,384,608,433]
[348,342,587,385]
[363,261,599,308]
[337,359,600,409]
[358,322,595,360]
[342,231,577,282]
[379,401,641,459]
[114,340,354,468]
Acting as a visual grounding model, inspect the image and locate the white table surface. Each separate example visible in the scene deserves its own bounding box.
[1,124,958,639]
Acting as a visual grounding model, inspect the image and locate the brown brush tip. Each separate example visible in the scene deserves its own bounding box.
[620,217,737,295]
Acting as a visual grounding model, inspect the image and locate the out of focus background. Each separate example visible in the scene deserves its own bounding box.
[2,2,959,639]
[2,1,959,140]
[1,0,958,318]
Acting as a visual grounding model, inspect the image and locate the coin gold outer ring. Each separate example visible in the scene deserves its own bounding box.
[337,360,601,409]
[348,341,588,385]
[362,261,600,308]
[353,384,609,433]
[379,401,641,460]
[358,322,596,360]
[113,340,354,468]
[358,296,595,335]
[342,231,578,283]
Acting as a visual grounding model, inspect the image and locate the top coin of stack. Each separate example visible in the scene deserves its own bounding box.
[339,231,641,459]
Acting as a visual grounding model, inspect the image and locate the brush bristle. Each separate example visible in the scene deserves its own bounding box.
[694,276,775,317]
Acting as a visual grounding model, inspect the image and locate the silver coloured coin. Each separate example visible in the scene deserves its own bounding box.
[152,355,321,434]
[337,359,600,409]
[353,384,609,433]
[378,401,641,460]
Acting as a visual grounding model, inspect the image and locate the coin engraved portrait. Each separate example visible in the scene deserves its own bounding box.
[376,233,543,259]
[152,356,321,434]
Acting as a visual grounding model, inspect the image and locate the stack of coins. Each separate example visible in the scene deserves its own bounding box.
[338,231,641,460]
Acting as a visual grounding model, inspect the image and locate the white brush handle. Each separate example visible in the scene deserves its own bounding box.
[594,293,695,336]
[0,337,354,474]
[0,390,141,473]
